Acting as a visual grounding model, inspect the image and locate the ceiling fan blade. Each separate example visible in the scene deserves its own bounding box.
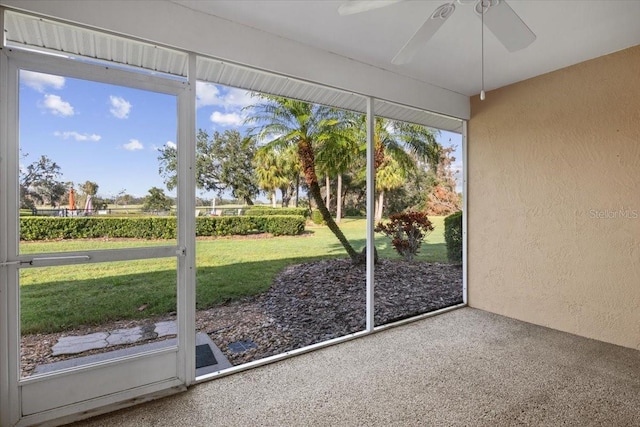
[338,0,404,16]
[479,0,536,52]
[392,3,456,65]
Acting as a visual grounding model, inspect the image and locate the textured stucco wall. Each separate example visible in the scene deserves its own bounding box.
[468,45,640,350]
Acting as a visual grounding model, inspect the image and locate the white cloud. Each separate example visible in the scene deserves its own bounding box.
[41,94,74,117]
[166,141,177,149]
[222,87,255,109]
[110,96,132,119]
[54,131,101,142]
[210,111,244,127]
[196,82,221,108]
[196,82,254,110]
[21,70,65,92]
[123,139,143,151]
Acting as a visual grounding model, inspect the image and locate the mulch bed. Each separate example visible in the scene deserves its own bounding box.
[258,259,461,357]
[21,258,463,376]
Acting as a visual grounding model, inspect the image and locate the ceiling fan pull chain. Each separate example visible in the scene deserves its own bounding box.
[480,0,486,100]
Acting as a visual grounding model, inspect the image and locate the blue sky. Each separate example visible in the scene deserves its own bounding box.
[19,70,463,200]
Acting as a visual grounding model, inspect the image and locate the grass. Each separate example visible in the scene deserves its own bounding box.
[19,217,449,335]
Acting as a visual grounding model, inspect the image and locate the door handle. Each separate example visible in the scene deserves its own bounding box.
[29,255,92,264]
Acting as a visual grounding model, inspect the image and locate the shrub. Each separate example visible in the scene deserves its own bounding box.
[249,215,305,236]
[374,211,434,261]
[20,217,179,240]
[310,210,324,225]
[444,211,463,264]
[20,215,305,240]
[195,216,255,236]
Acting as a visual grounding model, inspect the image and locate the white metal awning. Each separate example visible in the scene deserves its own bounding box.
[4,10,189,77]
[4,9,463,133]
[196,57,463,133]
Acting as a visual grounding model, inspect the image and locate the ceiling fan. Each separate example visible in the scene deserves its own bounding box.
[338,0,536,65]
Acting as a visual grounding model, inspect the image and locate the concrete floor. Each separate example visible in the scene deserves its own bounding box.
[72,308,640,426]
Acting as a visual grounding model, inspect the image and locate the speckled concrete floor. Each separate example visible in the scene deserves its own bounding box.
[71,308,640,426]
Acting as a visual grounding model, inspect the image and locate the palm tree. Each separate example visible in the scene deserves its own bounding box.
[368,117,441,220]
[254,148,281,207]
[254,145,299,207]
[315,112,360,223]
[312,151,332,214]
[374,156,405,220]
[245,95,360,261]
[275,145,302,207]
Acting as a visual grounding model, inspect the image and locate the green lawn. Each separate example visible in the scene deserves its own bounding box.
[19,217,449,334]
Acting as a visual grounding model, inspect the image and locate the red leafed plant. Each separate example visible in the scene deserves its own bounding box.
[374,211,434,261]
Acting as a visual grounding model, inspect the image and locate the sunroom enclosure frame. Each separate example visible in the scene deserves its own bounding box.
[0,7,468,426]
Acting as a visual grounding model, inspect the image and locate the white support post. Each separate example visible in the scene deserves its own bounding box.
[177,52,197,385]
[462,120,468,305]
[366,97,375,331]
[1,8,22,423]
[0,10,10,426]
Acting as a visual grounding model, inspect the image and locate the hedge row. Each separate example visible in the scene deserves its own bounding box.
[20,215,305,241]
[195,215,305,237]
[249,215,306,236]
[244,207,309,217]
[444,211,463,264]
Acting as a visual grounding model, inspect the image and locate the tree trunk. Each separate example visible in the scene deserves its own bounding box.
[309,180,359,261]
[298,140,359,262]
[375,190,385,221]
[271,191,277,208]
[336,174,342,223]
[374,137,386,222]
[325,174,331,213]
[374,140,385,169]
[295,174,300,207]
[280,183,294,208]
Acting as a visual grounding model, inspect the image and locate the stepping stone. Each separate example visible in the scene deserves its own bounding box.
[155,321,177,337]
[52,332,108,356]
[106,327,143,346]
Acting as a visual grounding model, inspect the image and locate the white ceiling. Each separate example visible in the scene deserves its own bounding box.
[172,0,640,97]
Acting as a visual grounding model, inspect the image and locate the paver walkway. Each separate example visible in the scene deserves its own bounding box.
[51,321,177,356]
[37,323,232,375]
